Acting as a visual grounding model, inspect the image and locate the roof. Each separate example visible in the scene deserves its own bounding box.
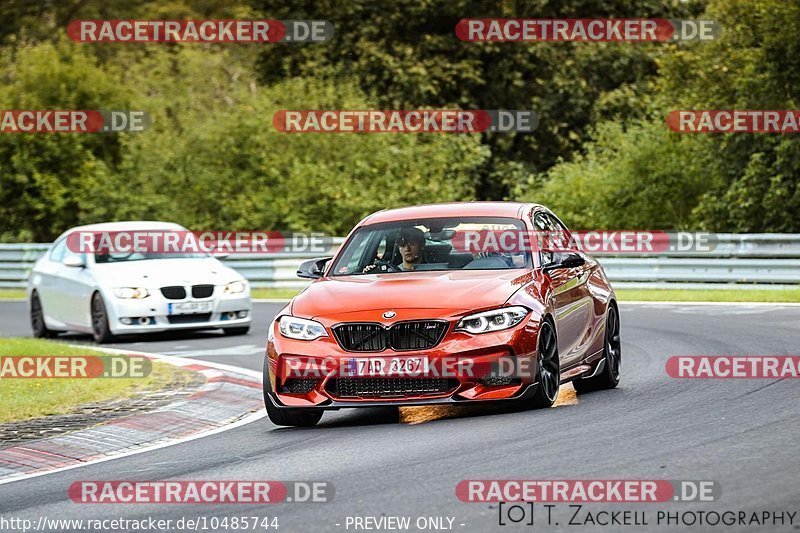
[57,221,186,236]
[362,202,541,225]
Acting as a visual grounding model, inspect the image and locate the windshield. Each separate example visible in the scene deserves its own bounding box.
[94,252,207,263]
[330,217,530,276]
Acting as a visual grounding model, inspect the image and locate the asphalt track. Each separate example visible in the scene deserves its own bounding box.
[0,301,798,532]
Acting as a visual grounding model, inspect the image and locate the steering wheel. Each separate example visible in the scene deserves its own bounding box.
[367,260,401,273]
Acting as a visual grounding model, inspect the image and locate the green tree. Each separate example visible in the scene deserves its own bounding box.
[518,0,800,231]
[255,0,702,199]
[0,39,129,240]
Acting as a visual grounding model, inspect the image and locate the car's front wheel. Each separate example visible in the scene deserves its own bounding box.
[530,320,560,408]
[30,292,56,338]
[262,361,323,427]
[574,304,621,393]
[91,292,114,344]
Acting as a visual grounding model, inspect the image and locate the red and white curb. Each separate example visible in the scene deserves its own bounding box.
[0,347,266,485]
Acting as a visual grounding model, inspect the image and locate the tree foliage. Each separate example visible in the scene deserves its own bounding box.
[518,0,800,231]
[0,0,797,240]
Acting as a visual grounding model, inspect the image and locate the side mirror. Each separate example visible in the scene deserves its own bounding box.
[63,255,85,268]
[542,251,584,272]
[297,257,332,279]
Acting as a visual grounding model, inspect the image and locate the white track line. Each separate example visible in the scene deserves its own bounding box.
[0,346,265,486]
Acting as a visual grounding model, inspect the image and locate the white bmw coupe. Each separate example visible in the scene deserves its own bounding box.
[27,221,252,343]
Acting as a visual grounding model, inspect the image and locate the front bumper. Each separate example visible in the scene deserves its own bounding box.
[106,290,251,334]
[265,383,541,411]
[266,318,541,409]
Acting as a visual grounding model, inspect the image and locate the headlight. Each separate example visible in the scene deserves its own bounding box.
[223,280,247,294]
[112,287,149,299]
[455,306,529,334]
[279,316,328,340]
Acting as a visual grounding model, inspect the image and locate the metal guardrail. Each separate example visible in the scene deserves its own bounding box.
[2,234,800,290]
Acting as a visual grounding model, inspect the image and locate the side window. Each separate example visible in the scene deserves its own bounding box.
[533,213,556,266]
[49,239,67,262]
[548,214,570,233]
[546,214,576,252]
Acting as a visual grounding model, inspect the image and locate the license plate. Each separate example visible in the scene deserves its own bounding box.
[168,301,213,315]
[343,356,429,377]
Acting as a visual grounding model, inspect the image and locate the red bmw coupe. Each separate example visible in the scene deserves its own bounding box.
[263,202,621,426]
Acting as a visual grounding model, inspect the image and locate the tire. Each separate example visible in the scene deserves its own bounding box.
[262,360,323,427]
[530,319,560,409]
[91,292,114,344]
[30,292,56,338]
[574,303,621,393]
[223,326,250,336]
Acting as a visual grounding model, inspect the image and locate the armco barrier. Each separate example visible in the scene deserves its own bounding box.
[2,234,800,290]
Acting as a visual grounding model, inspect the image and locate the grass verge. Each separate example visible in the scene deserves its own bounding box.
[0,289,25,299]
[4,287,799,303]
[0,338,192,423]
[615,288,800,303]
[251,288,303,300]
[252,287,800,303]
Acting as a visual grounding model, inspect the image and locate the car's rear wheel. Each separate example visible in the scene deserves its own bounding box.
[574,304,621,393]
[262,360,323,427]
[530,320,560,409]
[91,292,114,344]
[30,292,56,338]
[223,326,250,336]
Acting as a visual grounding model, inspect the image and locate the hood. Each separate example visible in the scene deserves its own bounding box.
[292,270,533,319]
[91,257,243,287]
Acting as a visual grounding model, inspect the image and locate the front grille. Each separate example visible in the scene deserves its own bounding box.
[332,321,448,352]
[191,284,214,298]
[281,378,319,394]
[160,286,186,300]
[167,313,212,324]
[329,377,459,398]
[332,324,388,352]
[390,321,448,350]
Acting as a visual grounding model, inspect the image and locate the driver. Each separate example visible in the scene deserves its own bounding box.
[364,226,426,272]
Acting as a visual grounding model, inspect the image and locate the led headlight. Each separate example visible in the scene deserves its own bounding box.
[112,287,149,299]
[455,306,529,334]
[223,280,247,294]
[279,316,328,341]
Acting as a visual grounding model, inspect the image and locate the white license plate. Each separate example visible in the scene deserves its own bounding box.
[343,356,429,377]
[168,301,213,315]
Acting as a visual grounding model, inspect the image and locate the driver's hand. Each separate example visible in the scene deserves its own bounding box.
[363,264,377,273]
